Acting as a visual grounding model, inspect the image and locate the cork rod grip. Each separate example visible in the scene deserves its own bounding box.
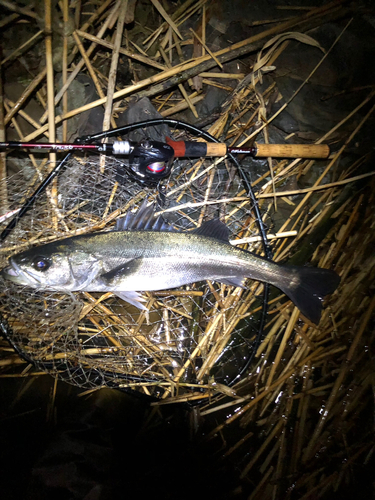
[255,143,330,159]
[205,143,228,156]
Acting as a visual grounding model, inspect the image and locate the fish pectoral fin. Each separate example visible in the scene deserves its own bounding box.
[114,291,148,310]
[99,258,142,286]
[216,276,246,288]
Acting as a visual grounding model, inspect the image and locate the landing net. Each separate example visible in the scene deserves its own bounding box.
[0,124,268,399]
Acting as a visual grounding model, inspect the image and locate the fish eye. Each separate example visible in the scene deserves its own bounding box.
[32,256,51,272]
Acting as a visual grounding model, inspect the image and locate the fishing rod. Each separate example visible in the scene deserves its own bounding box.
[0,138,330,181]
[0,118,330,243]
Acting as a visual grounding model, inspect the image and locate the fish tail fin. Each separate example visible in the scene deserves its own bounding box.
[276,266,340,324]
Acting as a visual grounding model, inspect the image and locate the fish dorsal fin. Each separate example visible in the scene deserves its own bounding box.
[192,219,229,242]
[115,199,174,232]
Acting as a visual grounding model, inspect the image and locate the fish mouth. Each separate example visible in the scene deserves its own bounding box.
[1,258,41,285]
[1,258,21,282]
[2,265,19,277]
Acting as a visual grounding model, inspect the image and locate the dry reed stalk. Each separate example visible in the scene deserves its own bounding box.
[27,0,347,142]
[1,30,44,66]
[0,354,27,367]
[190,27,223,69]
[328,194,363,260]
[239,18,353,146]
[44,0,58,230]
[0,13,19,28]
[303,290,375,462]
[155,91,174,111]
[73,32,105,101]
[206,344,326,434]
[143,0,198,48]
[161,93,204,116]
[0,0,38,19]
[4,68,46,125]
[240,419,285,478]
[0,371,47,377]
[0,54,7,214]
[173,308,227,383]
[62,0,69,142]
[258,170,375,199]
[88,299,173,376]
[171,29,196,85]
[159,47,198,118]
[79,292,113,321]
[273,197,324,262]
[4,98,49,136]
[3,76,66,230]
[248,466,274,500]
[199,72,245,79]
[68,0,114,59]
[278,102,375,237]
[40,1,122,124]
[201,4,206,55]
[150,0,183,39]
[198,289,259,378]
[75,29,166,71]
[101,1,128,135]
[82,313,125,351]
[155,0,208,56]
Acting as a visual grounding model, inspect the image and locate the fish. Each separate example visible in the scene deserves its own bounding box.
[0,202,340,324]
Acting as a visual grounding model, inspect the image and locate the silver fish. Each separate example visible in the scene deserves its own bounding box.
[1,205,340,324]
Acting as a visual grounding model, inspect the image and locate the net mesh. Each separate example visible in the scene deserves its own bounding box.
[0,125,267,398]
